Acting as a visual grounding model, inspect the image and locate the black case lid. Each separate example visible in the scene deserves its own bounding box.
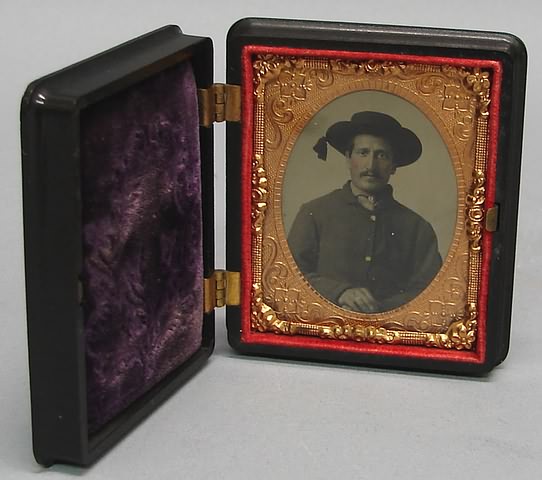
[21,25,215,466]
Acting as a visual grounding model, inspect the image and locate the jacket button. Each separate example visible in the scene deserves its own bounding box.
[365,256,372,262]
[370,215,376,221]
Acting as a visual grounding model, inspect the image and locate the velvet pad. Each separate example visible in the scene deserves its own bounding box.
[81,61,203,433]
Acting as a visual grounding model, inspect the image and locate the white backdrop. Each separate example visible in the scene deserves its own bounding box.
[1,1,540,479]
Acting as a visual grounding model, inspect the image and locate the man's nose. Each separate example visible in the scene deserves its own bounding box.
[367,152,378,169]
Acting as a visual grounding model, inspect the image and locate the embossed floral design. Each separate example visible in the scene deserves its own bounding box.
[466,169,486,251]
[466,68,491,115]
[329,59,407,76]
[450,322,477,350]
[466,69,490,93]
[278,71,312,101]
[443,85,471,111]
[253,55,280,85]
[251,154,268,233]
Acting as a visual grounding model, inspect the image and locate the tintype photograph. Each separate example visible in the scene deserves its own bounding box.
[283,92,456,314]
[248,49,499,351]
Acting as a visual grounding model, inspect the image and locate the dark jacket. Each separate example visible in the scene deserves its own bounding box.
[287,182,442,312]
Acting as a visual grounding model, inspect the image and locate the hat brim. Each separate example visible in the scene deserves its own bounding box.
[325,120,422,167]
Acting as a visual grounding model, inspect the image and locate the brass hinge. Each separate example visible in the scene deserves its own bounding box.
[198,84,241,127]
[485,205,499,232]
[203,270,241,313]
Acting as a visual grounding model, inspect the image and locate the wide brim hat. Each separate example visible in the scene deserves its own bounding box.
[313,111,422,167]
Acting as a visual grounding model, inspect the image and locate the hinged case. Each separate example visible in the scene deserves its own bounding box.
[20,18,527,466]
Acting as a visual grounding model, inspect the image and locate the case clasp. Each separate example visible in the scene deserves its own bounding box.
[485,205,499,232]
[203,270,241,313]
[198,84,241,127]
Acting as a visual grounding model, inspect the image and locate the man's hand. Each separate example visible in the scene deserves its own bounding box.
[338,288,380,313]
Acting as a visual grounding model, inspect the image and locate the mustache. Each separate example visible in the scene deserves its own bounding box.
[359,170,381,178]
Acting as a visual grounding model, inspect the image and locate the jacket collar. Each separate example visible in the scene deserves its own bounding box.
[341,181,395,211]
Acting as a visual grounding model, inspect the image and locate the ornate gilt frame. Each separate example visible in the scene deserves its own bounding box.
[248,53,492,351]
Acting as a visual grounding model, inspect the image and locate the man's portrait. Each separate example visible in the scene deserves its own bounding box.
[282,91,457,314]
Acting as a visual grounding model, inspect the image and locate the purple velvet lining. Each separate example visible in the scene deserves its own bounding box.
[80,62,203,433]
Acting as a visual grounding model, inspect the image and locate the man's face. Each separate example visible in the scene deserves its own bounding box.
[346,134,396,194]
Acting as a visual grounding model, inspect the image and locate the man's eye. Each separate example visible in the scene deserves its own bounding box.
[355,149,370,156]
[377,152,390,160]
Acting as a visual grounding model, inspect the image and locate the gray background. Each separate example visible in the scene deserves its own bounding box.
[1,1,540,479]
[282,90,457,260]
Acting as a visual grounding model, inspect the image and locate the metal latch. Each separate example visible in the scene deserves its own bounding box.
[198,84,241,127]
[485,205,499,232]
[203,270,241,313]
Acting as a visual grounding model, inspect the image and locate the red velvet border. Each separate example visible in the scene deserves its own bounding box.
[239,45,502,365]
